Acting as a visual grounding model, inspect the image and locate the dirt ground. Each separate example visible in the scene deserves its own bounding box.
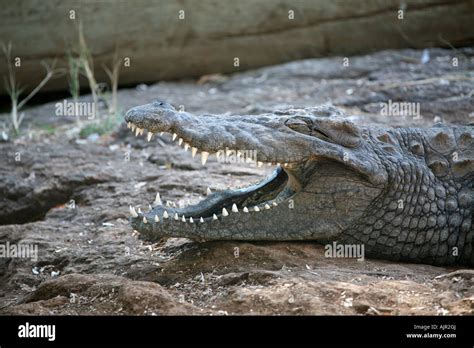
[0,48,473,315]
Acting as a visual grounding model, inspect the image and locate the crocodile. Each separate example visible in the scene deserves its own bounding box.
[124,101,473,266]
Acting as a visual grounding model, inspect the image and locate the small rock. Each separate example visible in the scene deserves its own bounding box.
[421,49,430,64]
[136,84,148,91]
[342,297,353,307]
[0,131,9,142]
[86,133,100,142]
[134,182,147,189]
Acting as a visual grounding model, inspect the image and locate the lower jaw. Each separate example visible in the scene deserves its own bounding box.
[130,206,309,242]
[129,166,307,240]
[148,166,292,220]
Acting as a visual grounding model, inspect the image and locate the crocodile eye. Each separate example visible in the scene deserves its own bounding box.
[153,101,164,106]
[285,117,311,135]
[310,118,361,148]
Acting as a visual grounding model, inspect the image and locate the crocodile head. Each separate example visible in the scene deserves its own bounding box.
[124,101,387,242]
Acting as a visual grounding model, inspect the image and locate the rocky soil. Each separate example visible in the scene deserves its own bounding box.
[0,48,473,315]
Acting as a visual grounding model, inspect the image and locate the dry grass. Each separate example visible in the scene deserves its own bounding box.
[1,42,60,135]
[103,44,122,116]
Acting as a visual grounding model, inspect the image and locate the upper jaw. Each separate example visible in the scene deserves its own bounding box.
[125,103,387,186]
[124,105,316,165]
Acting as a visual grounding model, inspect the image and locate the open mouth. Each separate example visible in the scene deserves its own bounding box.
[125,121,300,224]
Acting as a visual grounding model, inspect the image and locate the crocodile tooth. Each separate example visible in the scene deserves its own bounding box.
[191,147,198,157]
[160,132,164,136]
[154,192,162,206]
[284,163,288,167]
[131,124,136,131]
[216,150,222,159]
[166,201,172,207]
[267,162,272,166]
[226,149,232,156]
[257,161,263,167]
[213,214,218,220]
[254,206,260,212]
[143,216,147,224]
[174,213,179,220]
[135,127,141,136]
[139,128,144,136]
[184,143,190,151]
[272,202,278,207]
[232,203,238,213]
[181,215,186,222]
[154,215,159,222]
[264,204,270,210]
[163,211,169,219]
[201,151,209,165]
[200,217,204,223]
[129,206,138,217]
[207,187,212,195]
[237,151,242,158]
[243,207,249,213]
[189,217,194,223]
[147,132,153,142]
[138,207,142,214]
[222,208,229,217]
[178,138,183,146]
[172,133,177,141]
[127,122,131,129]
[148,204,153,211]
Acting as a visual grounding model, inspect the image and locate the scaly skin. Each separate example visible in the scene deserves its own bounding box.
[124,101,473,266]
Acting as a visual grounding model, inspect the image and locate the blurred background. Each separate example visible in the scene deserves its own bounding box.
[1,0,473,97]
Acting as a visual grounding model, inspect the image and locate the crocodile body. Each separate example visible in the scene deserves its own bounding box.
[124,102,473,266]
